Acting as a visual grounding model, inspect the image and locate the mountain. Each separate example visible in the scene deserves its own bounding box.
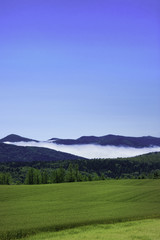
[49,134,160,148]
[1,134,160,148]
[0,143,85,162]
[0,134,38,143]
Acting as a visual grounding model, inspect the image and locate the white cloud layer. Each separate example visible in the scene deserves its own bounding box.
[4,141,160,159]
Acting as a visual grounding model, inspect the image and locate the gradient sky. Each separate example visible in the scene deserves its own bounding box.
[0,0,160,140]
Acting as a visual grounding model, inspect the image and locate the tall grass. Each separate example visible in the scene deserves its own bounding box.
[21,219,160,240]
[0,180,160,239]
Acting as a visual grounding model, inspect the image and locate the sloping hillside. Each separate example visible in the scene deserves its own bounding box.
[0,143,86,162]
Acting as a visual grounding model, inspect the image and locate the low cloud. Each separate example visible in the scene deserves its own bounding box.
[4,141,160,159]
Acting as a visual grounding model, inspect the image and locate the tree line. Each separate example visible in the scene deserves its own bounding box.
[25,164,104,185]
[1,152,160,184]
[0,172,12,185]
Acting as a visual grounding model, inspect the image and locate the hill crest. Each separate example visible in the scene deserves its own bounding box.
[0,134,38,143]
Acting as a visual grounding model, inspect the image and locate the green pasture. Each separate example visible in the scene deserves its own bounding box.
[21,219,160,240]
[0,180,160,240]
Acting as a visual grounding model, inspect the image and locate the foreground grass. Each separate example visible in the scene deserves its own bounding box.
[21,219,160,240]
[0,180,160,239]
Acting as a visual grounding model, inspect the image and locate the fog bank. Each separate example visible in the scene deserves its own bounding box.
[4,141,160,159]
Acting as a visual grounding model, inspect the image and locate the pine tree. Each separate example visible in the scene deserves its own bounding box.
[74,164,82,182]
[25,168,34,184]
[33,169,41,184]
[57,166,65,183]
[66,163,75,182]
[41,170,48,184]
[51,169,59,183]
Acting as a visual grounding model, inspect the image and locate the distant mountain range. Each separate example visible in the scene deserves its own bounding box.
[1,134,160,148]
[0,134,160,162]
[49,135,160,148]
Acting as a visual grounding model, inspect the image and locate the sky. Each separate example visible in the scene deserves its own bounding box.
[0,0,160,141]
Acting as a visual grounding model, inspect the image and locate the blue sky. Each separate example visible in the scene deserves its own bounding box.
[0,0,160,140]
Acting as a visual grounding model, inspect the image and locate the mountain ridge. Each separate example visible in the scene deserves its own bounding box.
[0,143,86,163]
[49,134,160,148]
[1,134,160,148]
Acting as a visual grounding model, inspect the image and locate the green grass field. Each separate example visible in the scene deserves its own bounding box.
[0,180,160,240]
[21,219,160,240]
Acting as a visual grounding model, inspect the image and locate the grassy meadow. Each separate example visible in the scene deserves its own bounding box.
[21,219,160,240]
[0,180,160,240]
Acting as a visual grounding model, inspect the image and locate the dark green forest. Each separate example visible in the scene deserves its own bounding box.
[0,152,160,184]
